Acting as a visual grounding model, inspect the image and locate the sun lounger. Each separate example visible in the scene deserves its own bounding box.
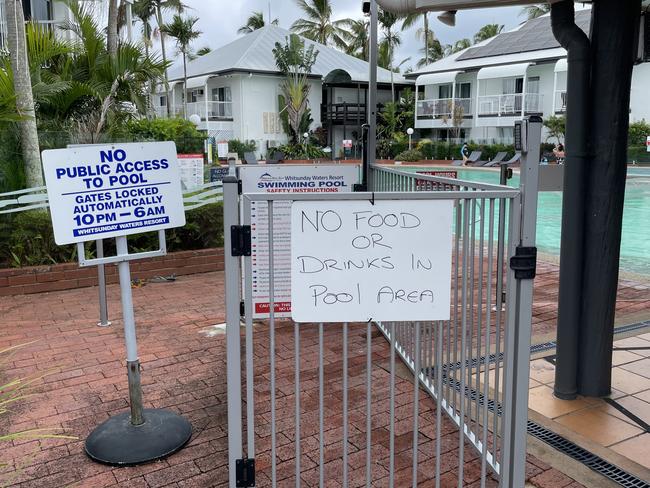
[266,151,284,164]
[483,152,508,167]
[501,152,521,166]
[465,151,487,166]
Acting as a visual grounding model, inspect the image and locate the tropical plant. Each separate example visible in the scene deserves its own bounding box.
[395,149,424,162]
[277,142,326,159]
[520,4,551,19]
[628,119,650,146]
[188,46,211,61]
[4,0,43,188]
[132,0,156,59]
[445,38,472,56]
[227,139,257,159]
[273,34,319,145]
[132,0,186,116]
[416,34,445,67]
[339,18,369,60]
[543,115,566,144]
[238,11,278,34]
[474,23,504,43]
[402,12,432,65]
[379,9,403,101]
[441,101,465,140]
[161,14,201,119]
[291,0,346,47]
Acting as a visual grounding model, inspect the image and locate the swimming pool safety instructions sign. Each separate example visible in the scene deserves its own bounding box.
[239,165,360,319]
[42,142,186,245]
[290,200,454,323]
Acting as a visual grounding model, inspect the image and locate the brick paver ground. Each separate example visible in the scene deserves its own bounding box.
[1,261,648,487]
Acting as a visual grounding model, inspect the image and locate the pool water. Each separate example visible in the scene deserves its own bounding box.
[405,166,650,277]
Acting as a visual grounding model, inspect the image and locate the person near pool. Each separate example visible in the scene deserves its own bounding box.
[461,142,470,165]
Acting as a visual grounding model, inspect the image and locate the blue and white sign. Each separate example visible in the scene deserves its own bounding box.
[42,142,186,245]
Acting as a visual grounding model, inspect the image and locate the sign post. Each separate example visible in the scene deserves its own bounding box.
[42,142,192,465]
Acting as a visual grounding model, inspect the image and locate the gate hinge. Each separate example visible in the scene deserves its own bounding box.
[510,246,537,279]
[236,458,255,487]
[231,225,252,257]
[238,180,243,195]
[240,301,245,317]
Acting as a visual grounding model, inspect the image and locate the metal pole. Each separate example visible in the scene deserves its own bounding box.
[223,176,243,487]
[125,0,133,43]
[115,236,144,426]
[500,117,541,488]
[367,0,378,188]
[96,239,111,327]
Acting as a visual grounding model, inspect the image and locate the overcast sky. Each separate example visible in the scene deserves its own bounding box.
[152,1,528,71]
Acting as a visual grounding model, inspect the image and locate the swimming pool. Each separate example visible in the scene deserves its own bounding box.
[404,166,650,277]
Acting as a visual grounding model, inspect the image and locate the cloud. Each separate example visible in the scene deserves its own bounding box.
[153,0,526,71]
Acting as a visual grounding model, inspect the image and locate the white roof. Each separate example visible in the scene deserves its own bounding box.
[477,62,531,80]
[416,71,463,86]
[168,25,409,86]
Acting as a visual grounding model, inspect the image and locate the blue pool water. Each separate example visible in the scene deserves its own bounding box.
[405,166,650,276]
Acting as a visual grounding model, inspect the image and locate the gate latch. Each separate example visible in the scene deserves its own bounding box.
[510,246,537,279]
[236,458,255,487]
[231,225,251,257]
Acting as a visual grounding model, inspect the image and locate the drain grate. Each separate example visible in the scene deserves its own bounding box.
[420,365,650,487]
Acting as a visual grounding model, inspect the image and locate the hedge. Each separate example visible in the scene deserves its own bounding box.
[0,203,224,268]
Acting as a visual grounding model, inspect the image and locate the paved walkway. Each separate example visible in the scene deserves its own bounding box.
[1,263,648,487]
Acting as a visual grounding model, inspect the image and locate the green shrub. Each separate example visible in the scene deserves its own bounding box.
[0,203,224,268]
[629,120,650,146]
[395,149,424,162]
[228,139,257,159]
[122,118,205,153]
[628,145,650,163]
[276,143,326,159]
[416,139,434,159]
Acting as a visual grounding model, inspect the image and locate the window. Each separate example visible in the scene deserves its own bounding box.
[455,82,471,99]
[23,0,52,22]
[160,96,167,107]
[527,76,540,94]
[212,87,232,102]
[438,84,452,99]
[189,90,198,103]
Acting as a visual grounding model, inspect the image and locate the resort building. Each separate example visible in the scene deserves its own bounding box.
[0,0,76,49]
[153,25,412,158]
[410,8,650,143]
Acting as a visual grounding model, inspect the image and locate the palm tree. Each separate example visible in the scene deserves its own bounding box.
[107,0,119,57]
[401,12,432,65]
[238,11,278,34]
[520,4,551,19]
[5,0,42,187]
[291,0,346,47]
[416,36,445,68]
[188,46,212,61]
[161,15,201,119]
[132,0,185,116]
[445,38,472,56]
[474,23,504,44]
[339,18,369,60]
[132,0,156,59]
[379,9,402,102]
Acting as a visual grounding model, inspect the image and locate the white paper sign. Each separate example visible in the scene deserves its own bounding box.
[177,154,204,190]
[240,165,360,319]
[291,200,454,323]
[42,142,186,245]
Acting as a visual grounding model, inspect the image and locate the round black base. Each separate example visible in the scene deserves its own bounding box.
[85,409,192,466]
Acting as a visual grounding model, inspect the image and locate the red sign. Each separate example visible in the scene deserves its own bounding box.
[254,302,292,314]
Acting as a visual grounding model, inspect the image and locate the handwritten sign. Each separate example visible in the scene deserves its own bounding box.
[290,200,453,323]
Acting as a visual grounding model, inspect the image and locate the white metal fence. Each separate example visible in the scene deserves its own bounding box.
[224,118,540,486]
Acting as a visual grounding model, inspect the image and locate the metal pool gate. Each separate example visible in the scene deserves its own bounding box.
[225,123,541,487]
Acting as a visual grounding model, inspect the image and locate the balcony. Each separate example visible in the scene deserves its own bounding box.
[477,93,544,117]
[154,106,182,118]
[416,98,472,119]
[321,103,368,125]
[186,101,233,121]
[554,90,567,113]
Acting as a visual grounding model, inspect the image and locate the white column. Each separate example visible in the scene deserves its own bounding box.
[204,81,209,127]
[521,72,528,118]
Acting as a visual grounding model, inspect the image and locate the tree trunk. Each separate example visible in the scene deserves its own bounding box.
[182,53,188,120]
[6,0,43,188]
[157,6,172,117]
[107,0,119,58]
[424,14,429,65]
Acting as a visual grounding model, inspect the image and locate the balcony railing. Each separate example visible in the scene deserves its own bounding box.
[416,98,472,118]
[321,103,368,124]
[554,90,567,113]
[154,106,182,118]
[187,101,233,120]
[477,93,544,116]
